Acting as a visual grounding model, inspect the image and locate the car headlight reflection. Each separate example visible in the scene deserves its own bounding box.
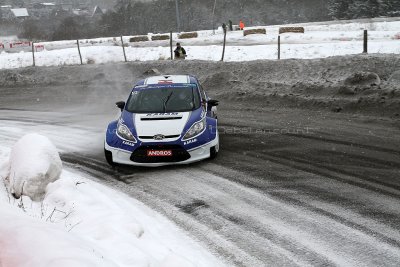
[183,118,206,141]
[117,122,137,142]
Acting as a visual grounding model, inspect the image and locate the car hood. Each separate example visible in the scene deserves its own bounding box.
[134,112,190,137]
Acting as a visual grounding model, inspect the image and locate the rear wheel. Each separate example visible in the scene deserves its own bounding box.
[104,148,115,166]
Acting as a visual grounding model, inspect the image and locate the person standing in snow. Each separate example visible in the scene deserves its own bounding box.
[229,20,233,31]
[239,20,245,30]
[174,43,187,60]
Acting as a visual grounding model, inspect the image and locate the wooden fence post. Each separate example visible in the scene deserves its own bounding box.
[76,40,83,65]
[31,42,35,67]
[221,27,227,61]
[121,36,127,62]
[363,30,368,54]
[170,31,173,60]
[278,35,281,60]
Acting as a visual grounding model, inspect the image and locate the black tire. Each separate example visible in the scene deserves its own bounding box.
[104,148,115,166]
[210,146,218,159]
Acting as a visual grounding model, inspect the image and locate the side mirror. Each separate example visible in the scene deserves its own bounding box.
[207,99,219,107]
[116,101,125,111]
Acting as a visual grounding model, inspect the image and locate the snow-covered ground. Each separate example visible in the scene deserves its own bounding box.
[0,134,224,267]
[1,17,399,267]
[0,18,399,69]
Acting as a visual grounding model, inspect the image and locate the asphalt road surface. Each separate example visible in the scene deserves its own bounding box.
[0,60,399,266]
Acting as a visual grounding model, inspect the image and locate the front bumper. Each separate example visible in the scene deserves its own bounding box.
[104,137,218,167]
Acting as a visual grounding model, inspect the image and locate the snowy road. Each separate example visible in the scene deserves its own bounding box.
[1,58,400,266]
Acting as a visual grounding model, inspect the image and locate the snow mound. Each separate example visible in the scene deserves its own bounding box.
[389,70,400,83]
[344,72,381,87]
[0,205,117,267]
[0,141,224,267]
[6,133,62,201]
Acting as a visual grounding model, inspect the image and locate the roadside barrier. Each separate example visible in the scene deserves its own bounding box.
[9,41,31,48]
[129,36,149,42]
[178,32,198,39]
[243,28,267,36]
[279,27,305,34]
[151,34,170,41]
[35,44,45,52]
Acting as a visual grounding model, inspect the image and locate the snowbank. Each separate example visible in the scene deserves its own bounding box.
[6,133,62,201]
[0,206,117,267]
[0,143,223,267]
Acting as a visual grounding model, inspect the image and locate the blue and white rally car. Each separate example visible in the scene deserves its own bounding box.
[104,75,219,166]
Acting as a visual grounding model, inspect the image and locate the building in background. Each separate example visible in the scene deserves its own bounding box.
[10,8,29,20]
[30,2,58,18]
[91,5,103,17]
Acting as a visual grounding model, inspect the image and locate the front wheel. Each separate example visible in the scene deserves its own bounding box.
[104,148,115,166]
[210,146,218,159]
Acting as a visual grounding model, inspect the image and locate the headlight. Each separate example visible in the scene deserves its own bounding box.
[117,122,137,142]
[182,117,206,141]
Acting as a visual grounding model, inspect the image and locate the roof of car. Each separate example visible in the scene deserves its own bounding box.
[135,75,198,87]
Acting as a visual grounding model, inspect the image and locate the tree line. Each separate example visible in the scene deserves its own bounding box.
[18,0,400,41]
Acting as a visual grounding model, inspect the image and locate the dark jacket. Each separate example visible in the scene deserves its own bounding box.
[174,47,186,59]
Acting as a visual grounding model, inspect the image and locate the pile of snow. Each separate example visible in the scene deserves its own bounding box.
[0,205,117,267]
[4,133,62,201]
[0,137,223,267]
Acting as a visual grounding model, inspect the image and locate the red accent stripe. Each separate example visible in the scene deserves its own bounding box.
[158,80,173,84]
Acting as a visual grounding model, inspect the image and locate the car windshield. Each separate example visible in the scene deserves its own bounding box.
[126,85,201,113]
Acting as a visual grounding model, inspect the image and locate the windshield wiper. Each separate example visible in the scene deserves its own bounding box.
[163,92,174,113]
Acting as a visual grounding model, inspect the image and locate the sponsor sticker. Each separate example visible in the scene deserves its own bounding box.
[184,139,197,145]
[146,112,179,116]
[123,141,135,146]
[147,150,172,157]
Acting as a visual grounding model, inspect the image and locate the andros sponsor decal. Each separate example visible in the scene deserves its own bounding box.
[147,150,173,157]
[184,138,197,146]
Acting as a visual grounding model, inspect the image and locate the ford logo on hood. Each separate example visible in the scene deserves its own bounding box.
[153,134,165,140]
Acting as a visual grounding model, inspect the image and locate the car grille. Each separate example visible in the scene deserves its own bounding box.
[139,135,180,140]
[130,144,191,163]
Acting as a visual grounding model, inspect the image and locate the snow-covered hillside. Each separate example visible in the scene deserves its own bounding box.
[0,18,399,69]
